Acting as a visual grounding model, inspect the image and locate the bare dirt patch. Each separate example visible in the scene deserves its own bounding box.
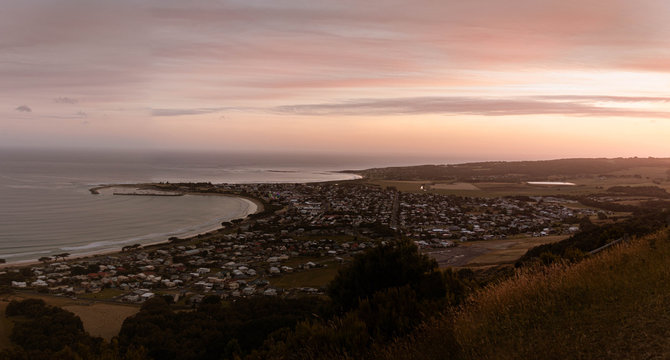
[426,235,569,267]
[62,303,139,340]
[426,247,489,267]
[467,236,569,265]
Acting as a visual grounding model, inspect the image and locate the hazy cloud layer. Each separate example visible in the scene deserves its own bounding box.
[54,97,79,104]
[15,105,31,112]
[3,0,670,101]
[272,96,670,118]
[151,108,228,117]
[2,1,670,154]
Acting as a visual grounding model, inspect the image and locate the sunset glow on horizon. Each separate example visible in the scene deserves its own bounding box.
[3,0,670,160]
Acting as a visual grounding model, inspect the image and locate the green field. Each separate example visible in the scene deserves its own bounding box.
[362,160,670,198]
[367,177,670,198]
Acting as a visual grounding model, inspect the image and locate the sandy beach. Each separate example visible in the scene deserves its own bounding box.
[0,186,264,269]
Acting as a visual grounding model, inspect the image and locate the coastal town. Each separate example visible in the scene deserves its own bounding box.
[4,181,597,304]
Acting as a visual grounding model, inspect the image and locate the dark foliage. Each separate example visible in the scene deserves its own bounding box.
[254,241,467,359]
[327,239,445,312]
[606,185,670,198]
[355,286,425,341]
[117,296,329,360]
[2,241,476,360]
[0,268,32,286]
[358,221,397,237]
[1,299,109,359]
[520,209,670,264]
[571,196,638,212]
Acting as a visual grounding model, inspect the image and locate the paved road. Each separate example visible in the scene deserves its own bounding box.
[390,191,400,234]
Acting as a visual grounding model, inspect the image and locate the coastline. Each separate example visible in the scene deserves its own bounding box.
[0,187,265,269]
[1,166,358,268]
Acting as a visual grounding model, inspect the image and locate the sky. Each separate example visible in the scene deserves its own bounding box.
[2,0,670,161]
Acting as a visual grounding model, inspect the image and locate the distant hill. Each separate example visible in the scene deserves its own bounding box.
[346,157,670,182]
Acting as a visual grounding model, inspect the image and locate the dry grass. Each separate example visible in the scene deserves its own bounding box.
[369,180,597,198]
[607,166,670,180]
[380,229,670,359]
[429,183,480,191]
[62,302,139,340]
[465,235,569,265]
[455,231,670,359]
[2,293,139,340]
[269,264,341,289]
[366,169,670,198]
[424,235,569,267]
[456,182,594,197]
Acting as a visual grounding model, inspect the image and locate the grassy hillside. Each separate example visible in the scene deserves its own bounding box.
[352,157,670,182]
[352,157,670,198]
[379,228,670,359]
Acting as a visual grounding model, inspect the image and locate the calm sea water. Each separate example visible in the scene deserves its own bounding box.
[1,149,404,263]
[0,149,468,263]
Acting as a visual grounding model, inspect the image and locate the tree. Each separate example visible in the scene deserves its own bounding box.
[579,216,597,232]
[3,299,110,358]
[53,253,70,261]
[327,239,445,311]
[38,257,52,264]
[118,296,328,359]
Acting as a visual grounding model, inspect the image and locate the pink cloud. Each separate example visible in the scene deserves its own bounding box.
[618,57,670,72]
[270,96,670,118]
[3,0,670,154]
[5,0,670,104]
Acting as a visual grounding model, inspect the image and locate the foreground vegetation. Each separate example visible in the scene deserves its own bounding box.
[1,240,467,359]
[380,227,670,359]
[3,214,670,358]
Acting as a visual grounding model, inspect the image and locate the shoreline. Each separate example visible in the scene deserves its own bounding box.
[0,186,265,269]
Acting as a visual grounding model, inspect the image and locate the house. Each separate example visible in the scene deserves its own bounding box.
[11,281,27,288]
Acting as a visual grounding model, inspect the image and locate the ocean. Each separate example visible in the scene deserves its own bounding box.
[0,148,464,263]
[0,149,372,263]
